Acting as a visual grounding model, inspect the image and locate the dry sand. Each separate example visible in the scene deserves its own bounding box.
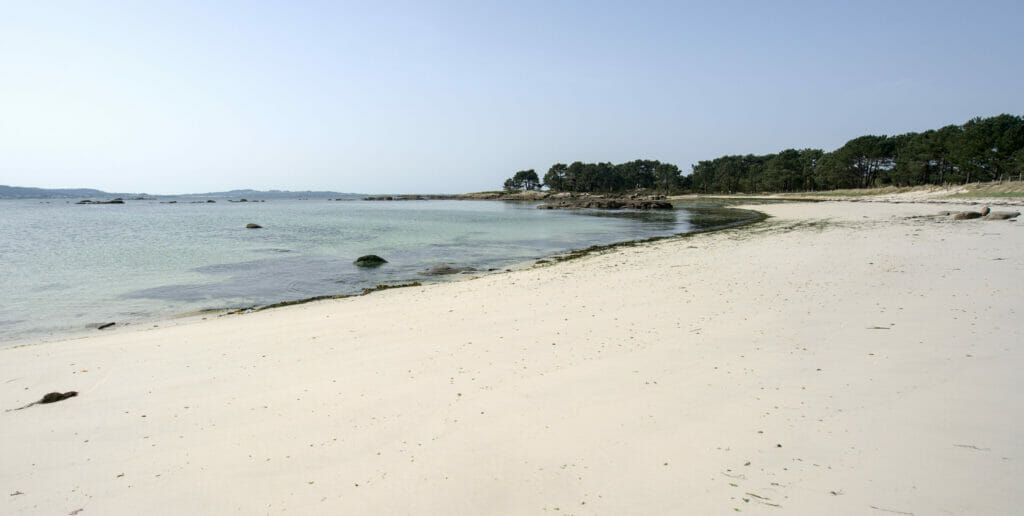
[2,201,1022,515]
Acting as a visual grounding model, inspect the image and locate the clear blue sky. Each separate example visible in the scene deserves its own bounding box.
[2,1,1022,194]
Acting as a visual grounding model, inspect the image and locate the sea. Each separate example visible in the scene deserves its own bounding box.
[0,197,757,345]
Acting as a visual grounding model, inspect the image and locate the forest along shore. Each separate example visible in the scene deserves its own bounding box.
[1,201,1021,515]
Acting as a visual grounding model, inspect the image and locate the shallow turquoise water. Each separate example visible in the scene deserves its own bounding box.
[0,198,753,344]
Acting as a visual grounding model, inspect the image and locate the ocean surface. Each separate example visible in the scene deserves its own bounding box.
[0,198,756,345]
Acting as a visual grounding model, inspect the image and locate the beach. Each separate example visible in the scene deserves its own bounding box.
[2,200,1022,514]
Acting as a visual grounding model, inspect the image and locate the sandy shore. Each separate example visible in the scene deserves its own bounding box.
[2,201,1022,515]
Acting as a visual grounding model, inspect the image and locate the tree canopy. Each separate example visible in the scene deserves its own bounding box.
[690,114,1024,193]
[501,114,1024,194]
[503,169,541,191]
[541,159,688,193]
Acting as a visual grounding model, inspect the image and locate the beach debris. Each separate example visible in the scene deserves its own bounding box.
[869,505,914,515]
[69,509,84,515]
[9,491,23,496]
[7,391,78,411]
[245,223,263,229]
[354,254,388,267]
[953,443,990,451]
[97,322,115,330]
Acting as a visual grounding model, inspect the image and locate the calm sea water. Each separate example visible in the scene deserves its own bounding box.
[0,198,755,344]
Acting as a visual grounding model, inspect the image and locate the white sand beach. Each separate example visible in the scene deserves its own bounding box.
[2,201,1022,515]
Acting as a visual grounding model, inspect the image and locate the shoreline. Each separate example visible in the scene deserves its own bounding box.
[2,200,1022,514]
[0,202,763,349]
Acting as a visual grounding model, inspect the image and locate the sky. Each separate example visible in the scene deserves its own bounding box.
[1,1,1022,194]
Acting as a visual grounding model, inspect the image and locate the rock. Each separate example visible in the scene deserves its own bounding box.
[354,255,388,267]
[246,223,263,229]
[537,197,672,210]
[952,211,984,220]
[421,265,476,276]
[76,199,125,205]
[984,211,1021,220]
[980,206,991,216]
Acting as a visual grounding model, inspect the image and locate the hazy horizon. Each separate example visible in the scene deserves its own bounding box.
[2,1,1022,194]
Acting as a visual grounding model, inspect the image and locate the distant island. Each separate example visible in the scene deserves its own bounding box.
[0,186,365,200]
[0,185,144,200]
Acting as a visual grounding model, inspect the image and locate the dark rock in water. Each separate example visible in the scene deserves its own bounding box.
[421,265,476,276]
[206,199,216,203]
[537,197,672,210]
[984,211,1021,220]
[354,255,388,267]
[76,199,125,205]
[246,223,263,229]
[97,322,115,330]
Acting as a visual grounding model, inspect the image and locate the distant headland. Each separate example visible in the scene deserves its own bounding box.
[0,186,365,200]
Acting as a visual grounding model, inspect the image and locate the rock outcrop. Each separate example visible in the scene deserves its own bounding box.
[76,198,125,205]
[538,197,673,210]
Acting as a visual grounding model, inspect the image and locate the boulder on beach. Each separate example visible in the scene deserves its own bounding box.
[246,223,263,229]
[354,255,388,267]
[952,211,984,220]
[984,211,1021,220]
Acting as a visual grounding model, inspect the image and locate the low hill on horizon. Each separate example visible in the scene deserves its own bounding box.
[0,185,365,200]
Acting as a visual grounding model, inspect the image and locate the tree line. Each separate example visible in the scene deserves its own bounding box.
[502,114,1024,193]
[504,160,689,193]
